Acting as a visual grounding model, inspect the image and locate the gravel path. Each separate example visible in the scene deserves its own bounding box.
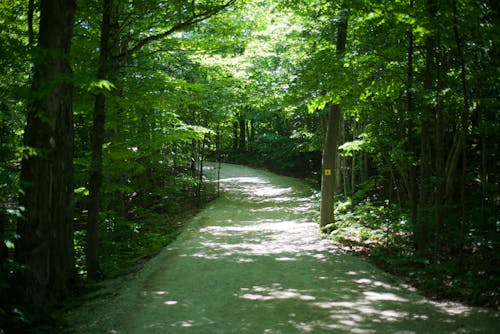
[67,164,499,333]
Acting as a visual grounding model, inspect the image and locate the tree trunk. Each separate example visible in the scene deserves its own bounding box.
[320,4,348,228]
[232,121,238,151]
[351,151,356,196]
[27,0,35,46]
[239,115,246,151]
[87,93,105,279]
[361,152,368,184]
[15,0,76,308]
[479,104,487,222]
[406,0,418,241]
[416,0,437,253]
[197,135,208,205]
[453,0,470,271]
[320,104,341,228]
[87,0,115,279]
[434,45,445,241]
[338,112,345,195]
[249,119,255,146]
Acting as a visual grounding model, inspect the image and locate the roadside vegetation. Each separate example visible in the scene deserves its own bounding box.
[1,0,498,331]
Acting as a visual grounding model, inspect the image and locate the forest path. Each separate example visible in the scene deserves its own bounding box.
[67,164,499,333]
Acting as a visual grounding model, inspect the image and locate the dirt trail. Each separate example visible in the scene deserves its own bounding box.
[67,164,499,333]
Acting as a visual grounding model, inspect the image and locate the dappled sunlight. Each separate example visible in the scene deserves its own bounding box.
[363,291,408,302]
[427,300,477,316]
[179,171,332,260]
[252,185,293,197]
[219,176,268,184]
[353,278,398,290]
[238,284,316,301]
[188,219,335,260]
[68,164,500,333]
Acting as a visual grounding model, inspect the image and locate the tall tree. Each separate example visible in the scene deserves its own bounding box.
[452,0,470,269]
[320,3,349,228]
[406,0,418,247]
[15,0,77,308]
[86,0,119,280]
[415,0,438,252]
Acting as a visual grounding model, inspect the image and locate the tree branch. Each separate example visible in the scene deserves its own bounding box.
[116,0,236,61]
[28,0,35,46]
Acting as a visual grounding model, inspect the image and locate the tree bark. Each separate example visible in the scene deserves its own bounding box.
[415,0,437,253]
[351,151,356,196]
[87,0,115,279]
[338,112,345,195]
[452,0,470,271]
[249,119,255,146]
[320,4,348,228]
[232,121,238,151]
[15,0,76,308]
[434,45,445,240]
[320,104,341,228]
[406,0,418,243]
[28,0,35,47]
[239,115,246,151]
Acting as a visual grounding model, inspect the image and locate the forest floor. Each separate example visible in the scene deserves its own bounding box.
[65,164,499,333]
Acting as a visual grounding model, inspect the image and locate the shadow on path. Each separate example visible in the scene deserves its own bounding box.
[68,164,499,334]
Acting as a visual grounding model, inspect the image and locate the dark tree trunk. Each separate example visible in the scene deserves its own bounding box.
[320,4,348,228]
[415,0,437,253]
[249,119,255,146]
[239,115,246,151]
[0,211,8,298]
[232,121,238,151]
[434,45,445,241]
[452,0,470,271]
[15,0,76,309]
[87,0,115,280]
[28,0,35,46]
[337,112,345,195]
[320,104,341,228]
[351,151,356,196]
[197,135,208,205]
[406,0,418,243]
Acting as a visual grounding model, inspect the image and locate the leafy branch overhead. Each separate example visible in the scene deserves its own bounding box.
[117,0,237,60]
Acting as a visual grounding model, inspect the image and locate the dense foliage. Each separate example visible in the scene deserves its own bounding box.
[0,0,498,330]
[238,0,500,307]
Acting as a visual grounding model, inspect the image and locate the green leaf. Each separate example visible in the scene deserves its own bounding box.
[86,79,116,93]
[4,240,15,249]
[74,186,89,196]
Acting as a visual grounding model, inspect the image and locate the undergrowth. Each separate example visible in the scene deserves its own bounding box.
[323,196,500,309]
[74,180,218,279]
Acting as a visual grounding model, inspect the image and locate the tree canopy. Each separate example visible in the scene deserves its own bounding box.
[1,0,498,328]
